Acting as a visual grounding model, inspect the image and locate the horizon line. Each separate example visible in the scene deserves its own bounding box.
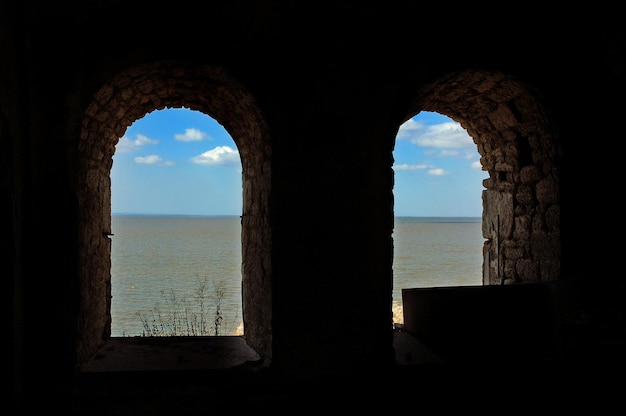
[112,212,482,218]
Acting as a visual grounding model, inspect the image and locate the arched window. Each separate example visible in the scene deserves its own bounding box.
[77,63,273,369]
[110,108,244,338]
[395,70,563,363]
[402,70,562,286]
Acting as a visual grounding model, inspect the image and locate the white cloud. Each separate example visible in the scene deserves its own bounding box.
[134,155,174,166]
[398,119,474,150]
[395,117,480,180]
[175,128,209,142]
[471,160,482,170]
[191,146,240,165]
[427,168,448,176]
[396,118,424,139]
[440,149,461,157]
[393,163,432,171]
[116,134,158,153]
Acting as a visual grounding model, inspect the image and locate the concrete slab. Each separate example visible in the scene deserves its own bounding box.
[81,336,262,372]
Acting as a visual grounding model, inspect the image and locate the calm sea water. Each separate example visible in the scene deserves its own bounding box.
[111,215,484,336]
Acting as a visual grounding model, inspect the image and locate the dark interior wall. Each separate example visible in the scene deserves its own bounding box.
[549,23,626,282]
[4,0,626,412]
[1,0,19,404]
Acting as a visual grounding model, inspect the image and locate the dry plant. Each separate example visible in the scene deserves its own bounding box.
[136,275,239,337]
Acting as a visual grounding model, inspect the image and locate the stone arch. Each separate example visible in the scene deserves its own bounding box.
[404,70,562,285]
[76,61,272,366]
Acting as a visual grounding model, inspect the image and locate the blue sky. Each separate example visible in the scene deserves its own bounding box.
[112,109,487,217]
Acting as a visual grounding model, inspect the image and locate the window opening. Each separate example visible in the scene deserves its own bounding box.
[391,111,487,326]
[110,108,244,337]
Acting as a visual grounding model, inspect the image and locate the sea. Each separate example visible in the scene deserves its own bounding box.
[111,215,484,337]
